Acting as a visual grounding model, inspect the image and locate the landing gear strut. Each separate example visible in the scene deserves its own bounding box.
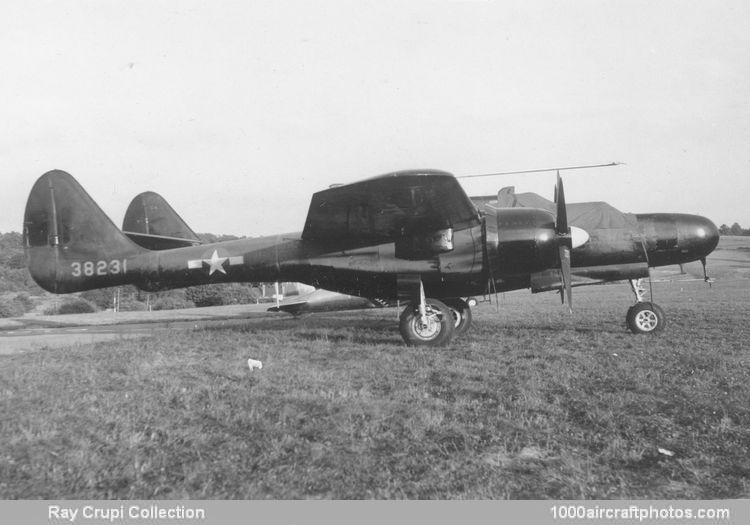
[397,276,474,346]
[626,278,666,334]
[399,298,454,346]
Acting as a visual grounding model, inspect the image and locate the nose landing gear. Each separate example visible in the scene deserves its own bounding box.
[626,279,666,334]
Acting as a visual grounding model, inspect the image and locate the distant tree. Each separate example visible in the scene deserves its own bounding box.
[14,292,33,311]
[184,283,257,307]
[0,267,43,294]
[0,293,33,318]
[719,224,730,235]
[117,296,148,311]
[80,288,117,309]
[197,233,243,243]
[6,252,26,269]
[0,231,22,251]
[0,231,44,294]
[0,297,26,318]
[152,295,195,310]
[0,232,23,267]
[45,297,98,315]
[730,222,743,236]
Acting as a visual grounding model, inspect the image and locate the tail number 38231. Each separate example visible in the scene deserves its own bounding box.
[71,260,128,277]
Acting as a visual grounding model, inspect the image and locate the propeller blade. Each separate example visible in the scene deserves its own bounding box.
[559,245,573,312]
[555,173,573,312]
[555,171,568,236]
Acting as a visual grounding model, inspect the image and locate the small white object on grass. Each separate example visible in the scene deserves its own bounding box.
[247,358,263,371]
[657,447,675,457]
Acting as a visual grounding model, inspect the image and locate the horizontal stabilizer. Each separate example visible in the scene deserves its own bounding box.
[124,231,201,250]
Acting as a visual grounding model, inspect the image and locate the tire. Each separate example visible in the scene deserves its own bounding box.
[399,298,455,346]
[626,302,666,334]
[443,298,473,335]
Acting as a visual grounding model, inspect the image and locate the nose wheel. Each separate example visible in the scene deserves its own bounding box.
[626,302,666,334]
[626,279,666,334]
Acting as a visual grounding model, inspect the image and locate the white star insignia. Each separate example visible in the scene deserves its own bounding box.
[187,251,244,275]
[205,249,228,275]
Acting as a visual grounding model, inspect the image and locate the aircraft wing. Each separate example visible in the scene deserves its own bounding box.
[302,170,480,255]
[476,187,639,230]
[268,288,387,315]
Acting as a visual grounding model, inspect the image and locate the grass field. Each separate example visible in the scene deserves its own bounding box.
[1,239,749,499]
[1,279,748,499]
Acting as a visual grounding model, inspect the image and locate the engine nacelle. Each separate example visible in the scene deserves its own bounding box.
[485,207,559,277]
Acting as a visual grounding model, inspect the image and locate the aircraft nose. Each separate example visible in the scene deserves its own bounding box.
[681,215,720,258]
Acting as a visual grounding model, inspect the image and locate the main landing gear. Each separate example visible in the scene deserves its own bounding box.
[398,294,474,346]
[626,279,666,334]
[443,298,473,335]
[399,298,454,346]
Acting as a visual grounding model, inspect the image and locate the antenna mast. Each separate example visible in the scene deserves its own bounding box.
[457,162,623,179]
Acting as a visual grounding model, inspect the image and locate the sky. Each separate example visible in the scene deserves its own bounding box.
[2,0,749,236]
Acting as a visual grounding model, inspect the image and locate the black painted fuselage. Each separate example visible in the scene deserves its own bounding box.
[24,170,719,302]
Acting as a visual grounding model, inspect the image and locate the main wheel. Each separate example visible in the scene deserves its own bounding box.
[443,298,473,335]
[626,302,666,334]
[399,298,455,346]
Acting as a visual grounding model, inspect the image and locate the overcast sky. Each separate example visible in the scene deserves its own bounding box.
[2,0,749,236]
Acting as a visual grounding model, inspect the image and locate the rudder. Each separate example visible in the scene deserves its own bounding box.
[24,170,146,293]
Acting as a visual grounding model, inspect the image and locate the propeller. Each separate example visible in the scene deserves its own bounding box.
[555,172,573,311]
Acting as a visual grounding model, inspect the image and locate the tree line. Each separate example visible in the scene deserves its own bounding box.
[718,223,750,236]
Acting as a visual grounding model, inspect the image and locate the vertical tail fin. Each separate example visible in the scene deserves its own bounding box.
[122,191,202,250]
[24,170,145,293]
